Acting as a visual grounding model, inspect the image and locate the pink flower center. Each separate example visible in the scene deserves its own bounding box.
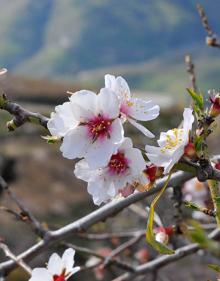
[87,114,112,141]
[53,274,65,281]
[108,152,129,175]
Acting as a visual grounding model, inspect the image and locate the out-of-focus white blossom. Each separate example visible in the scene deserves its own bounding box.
[29,248,80,281]
[105,74,160,138]
[74,138,146,205]
[145,108,194,174]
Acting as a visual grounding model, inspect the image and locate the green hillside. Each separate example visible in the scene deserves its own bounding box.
[0,0,220,79]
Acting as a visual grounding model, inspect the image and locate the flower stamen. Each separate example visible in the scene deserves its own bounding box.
[108,152,129,175]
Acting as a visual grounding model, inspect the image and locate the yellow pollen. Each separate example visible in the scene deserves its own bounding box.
[161,128,183,153]
[127,101,134,107]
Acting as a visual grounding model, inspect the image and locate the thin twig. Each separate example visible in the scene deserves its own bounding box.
[0,243,32,276]
[197,4,220,49]
[78,230,146,240]
[6,188,48,238]
[0,95,49,131]
[185,54,197,92]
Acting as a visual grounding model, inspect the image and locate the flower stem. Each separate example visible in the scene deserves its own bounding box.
[207,180,220,227]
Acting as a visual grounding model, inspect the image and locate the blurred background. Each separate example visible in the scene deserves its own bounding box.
[0,0,220,280]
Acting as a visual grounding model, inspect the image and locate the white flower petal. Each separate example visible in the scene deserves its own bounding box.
[69,90,97,120]
[128,98,160,121]
[68,266,81,278]
[62,248,75,273]
[128,118,155,138]
[107,182,117,197]
[30,268,53,281]
[60,126,90,159]
[146,152,170,167]
[87,180,111,205]
[47,253,63,276]
[48,102,77,136]
[183,108,194,134]
[118,137,133,151]
[105,74,116,89]
[98,88,120,119]
[110,118,124,143]
[74,159,96,182]
[85,138,117,169]
[125,148,146,174]
[115,76,131,100]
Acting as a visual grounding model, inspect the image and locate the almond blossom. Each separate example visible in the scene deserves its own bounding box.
[74,138,147,205]
[48,89,124,169]
[105,74,160,138]
[145,108,194,174]
[29,248,80,281]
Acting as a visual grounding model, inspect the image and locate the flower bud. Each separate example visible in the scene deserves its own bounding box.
[206,36,217,46]
[215,162,220,170]
[154,226,173,244]
[184,142,197,158]
[155,232,169,244]
[144,164,163,183]
[209,94,220,118]
[135,248,149,264]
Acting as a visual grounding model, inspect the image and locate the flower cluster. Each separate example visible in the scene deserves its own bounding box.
[48,75,160,204]
[48,74,195,204]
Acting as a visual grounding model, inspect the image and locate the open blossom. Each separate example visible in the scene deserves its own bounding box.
[105,74,160,138]
[74,138,146,205]
[29,248,80,281]
[145,108,194,174]
[48,89,124,169]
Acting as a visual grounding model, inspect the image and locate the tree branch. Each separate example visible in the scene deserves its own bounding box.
[197,4,220,49]
[0,95,49,131]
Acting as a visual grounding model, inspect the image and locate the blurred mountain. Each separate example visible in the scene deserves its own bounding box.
[0,0,220,80]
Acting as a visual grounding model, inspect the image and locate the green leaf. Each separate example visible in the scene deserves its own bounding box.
[187,220,220,255]
[208,264,220,273]
[146,172,174,255]
[187,88,204,111]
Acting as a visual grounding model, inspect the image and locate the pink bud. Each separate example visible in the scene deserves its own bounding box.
[135,248,149,264]
[184,142,197,158]
[209,94,220,118]
[155,232,169,244]
[144,164,164,183]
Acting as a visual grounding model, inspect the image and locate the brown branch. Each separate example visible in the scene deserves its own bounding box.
[6,188,49,238]
[113,228,220,281]
[0,95,49,131]
[185,54,197,92]
[197,4,220,49]
[0,171,194,276]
